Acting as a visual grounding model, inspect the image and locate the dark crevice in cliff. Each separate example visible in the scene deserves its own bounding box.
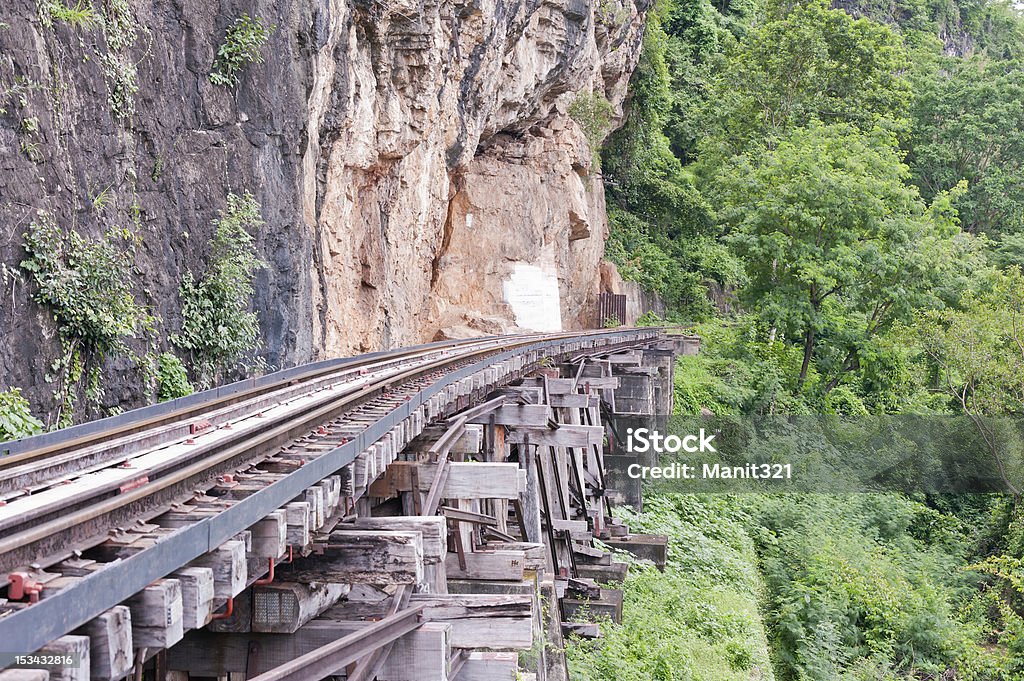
[431,171,464,288]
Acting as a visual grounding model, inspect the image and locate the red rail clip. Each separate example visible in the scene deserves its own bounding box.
[8,572,43,603]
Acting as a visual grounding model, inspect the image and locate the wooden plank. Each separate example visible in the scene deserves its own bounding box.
[575,561,629,584]
[548,393,596,409]
[539,378,575,395]
[562,588,624,624]
[171,567,215,629]
[407,594,534,649]
[285,502,311,547]
[352,516,447,563]
[444,550,526,581]
[34,636,88,681]
[126,579,184,648]
[550,519,591,540]
[74,606,132,681]
[303,485,326,529]
[457,651,519,680]
[251,582,350,633]
[378,622,451,681]
[417,463,526,499]
[506,426,603,448]
[286,530,424,585]
[578,376,620,389]
[482,542,548,571]
[466,405,551,427]
[189,539,247,599]
[249,510,287,559]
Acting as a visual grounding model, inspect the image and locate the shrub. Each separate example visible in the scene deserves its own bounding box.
[156,353,193,402]
[569,91,615,168]
[172,192,266,387]
[20,214,150,424]
[39,0,100,29]
[0,388,43,443]
[210,14,273,87]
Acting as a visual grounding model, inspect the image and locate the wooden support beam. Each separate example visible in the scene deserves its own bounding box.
[249,510,287,559]
[189,539,247,599]
[251,582,350,633]
[407,594,534,650]
[171,567,215,629]
[466,405,551,427]
[506,426,603,448]
[352,516,447,563]
[550,519,591,540]
[285,502,311,548]
[562,588,624,624]
[603,534,668,570]
[482,542,548,571]
[126,579,184,648]
[455,652,519,680]
[74,606,132,681]
[286,530,424,585]
[548,393,597,409]
[420,463,526,499]
[562,622,601,638]
[575,561,629,584]
[373,462,525,500]
[378,622,452,681]
[32,636,89,681]
[444,550,526,581]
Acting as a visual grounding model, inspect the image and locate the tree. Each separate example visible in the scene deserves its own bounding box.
[913,268,1024,495]
[713,122,971,391]
[908,56,1024,238]
[700,0,911,161]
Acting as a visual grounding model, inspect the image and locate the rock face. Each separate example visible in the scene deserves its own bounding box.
[0,0,648,421]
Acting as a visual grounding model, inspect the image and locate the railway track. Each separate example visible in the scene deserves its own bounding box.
[0,333,551,572]
[0,328,660,663]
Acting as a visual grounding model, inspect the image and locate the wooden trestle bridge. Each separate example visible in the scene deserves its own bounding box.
[0,329,696,681]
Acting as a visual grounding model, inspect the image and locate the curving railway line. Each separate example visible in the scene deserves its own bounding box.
[0,328,661,669]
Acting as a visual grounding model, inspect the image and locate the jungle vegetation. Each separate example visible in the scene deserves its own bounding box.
[575,0,1024,677]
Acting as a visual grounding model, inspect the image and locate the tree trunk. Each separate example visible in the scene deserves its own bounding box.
[798,327,815,389]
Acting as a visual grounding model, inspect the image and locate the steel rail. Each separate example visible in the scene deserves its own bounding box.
[0,335,532,490]
[0,336,533,571]
[0,329,658,665]
[0,336,519,536]
[0,333,542,464]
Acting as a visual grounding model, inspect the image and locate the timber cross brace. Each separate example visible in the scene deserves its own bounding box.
[0,329,698,680]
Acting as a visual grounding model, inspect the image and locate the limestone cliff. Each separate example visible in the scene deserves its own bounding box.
[0,0,648,420]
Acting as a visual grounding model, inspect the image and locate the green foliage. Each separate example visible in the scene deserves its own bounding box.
[20,213,150,424]
[99,0,138,120]
[38,0,100,29]
[568,495,775,681]
[0,388,44,443]
[210,14,274,87]
[909,56,1024,238]
[172,192,266,388]
[155,353,193,403]
[913,267,1024,416]
[99,53,138,120]
[745,494,1001,680]
[713,122,976,391]
[700,0,912,159]
[569,92,615,168]
[21,215,145,354]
